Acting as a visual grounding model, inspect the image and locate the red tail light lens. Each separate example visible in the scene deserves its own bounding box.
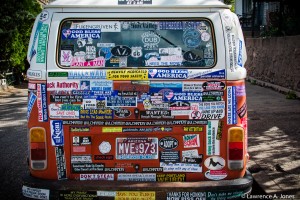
[30,143,46,160]
[229,142,243,160]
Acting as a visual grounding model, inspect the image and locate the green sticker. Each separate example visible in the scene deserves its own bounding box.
[36,24,49,63]
[48,72,68,77]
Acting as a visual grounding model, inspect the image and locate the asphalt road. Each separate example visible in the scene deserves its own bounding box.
[0,88,28,199]
[0,82,298,199]
[246,81,300,197]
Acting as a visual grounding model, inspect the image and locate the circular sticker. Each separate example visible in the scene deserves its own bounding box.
[99,141,111,154]
[39,10,49,22]
[201,32,211,42]
[204,156,225,170]
[183,29,201,48]
[159,137,178,150]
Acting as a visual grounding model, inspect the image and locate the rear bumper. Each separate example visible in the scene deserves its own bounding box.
[23,170,253,200]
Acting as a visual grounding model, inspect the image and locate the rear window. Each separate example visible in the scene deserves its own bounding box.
[58,19,216,68]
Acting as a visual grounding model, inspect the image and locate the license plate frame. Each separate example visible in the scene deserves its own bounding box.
[116,137,158,160]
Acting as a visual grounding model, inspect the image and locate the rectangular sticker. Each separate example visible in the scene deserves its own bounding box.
[55,146,67,180]
[37,84,43,122]
[72,163,105,173]
[190,101,225,120]
[41,84,48,122]
[50,120,64,146]
[115,191,155,200]
[70,21,121,32]
[227,86,237,124]
[36,24,49,63]
[71,155,92,163]
[188,69,225,79]
[47,80,80,91]
[160,162,202,172]
[68,70,106,79]
[117,174,156,181]
[206,120,220,155]
[22,186,49,200]
[80,174,114,181]
[118,0,153,5]
[167,192,205,199]
[59,191,97,200]
[156,173,186,182]
[49,103,80,119]
[106,96,137,107]
[27,92,37,119]
[183,134,200,148]
[107,69,148,80]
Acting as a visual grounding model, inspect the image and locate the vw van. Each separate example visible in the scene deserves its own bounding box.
[23,0,252,199]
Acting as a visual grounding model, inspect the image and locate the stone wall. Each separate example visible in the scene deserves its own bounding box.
[245,35,300,92]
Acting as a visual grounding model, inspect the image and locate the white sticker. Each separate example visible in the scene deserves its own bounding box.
[82,99,97,109]
[206,120,220,155]
[160,162,202,172]
[47,80,80,91]
[71,155,92,163]
[201,32,211,42]
[27,69,42,79]
[205,170,227,180]
[49,104,80,119]
[117,173,156,181]
[70,21,121,32]
[182,82,203,92]
[97,191,117,197]
[99,141,112,154]
[204,156,225,170]
[60,50,72,66]
[190,101,225,120]
[22,186,50,200]
[159,47,182,55]
[80,174,114,181]
[39,10,49,22]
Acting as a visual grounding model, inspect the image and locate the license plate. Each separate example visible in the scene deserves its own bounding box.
[116,137,158,160]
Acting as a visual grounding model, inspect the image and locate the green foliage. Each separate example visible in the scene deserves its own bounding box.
[0,0,41,75]
[224,0,235,12]
[286,91,297,100]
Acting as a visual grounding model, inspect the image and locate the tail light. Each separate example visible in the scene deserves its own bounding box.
[30,127,47,170]
[228,127,244,170]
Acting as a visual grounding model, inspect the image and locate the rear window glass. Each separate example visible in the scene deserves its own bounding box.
[58,19,216,68]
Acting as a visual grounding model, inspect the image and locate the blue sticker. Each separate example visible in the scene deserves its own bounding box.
[148,69,188,79]
[30,21,43,61]
[27,92,37,119]
[41,84,48,122]
[79,109,113,120]
[68,70,106,79]
[227,86,237,125]
[238,40,243,67]
[106,96,137,107]
[183,29,201,48]
[51,120,64,146]
[99,47,112,60]
[62,29,101,40]
[171,92,202,102]
[90,80,113,91]
[188,69,226,79]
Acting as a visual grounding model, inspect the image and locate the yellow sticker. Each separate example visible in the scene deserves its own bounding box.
[183,126,203,132]
[107,69,148,80]
[115,191,155,200]
[102,127,122,133]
